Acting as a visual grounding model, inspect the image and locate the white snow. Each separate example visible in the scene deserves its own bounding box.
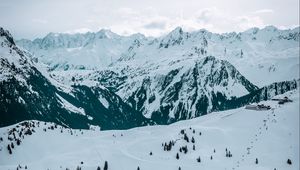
[0,90,298,170]
[98,95,109,109]
[56,93,86,115]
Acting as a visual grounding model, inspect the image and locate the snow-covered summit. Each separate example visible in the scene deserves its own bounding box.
[16,25,299,86]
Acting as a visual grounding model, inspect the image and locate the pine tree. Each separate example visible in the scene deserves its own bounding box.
[180,129,185,134]
[149,151,152,155]
[255,158,258,164]
[197,156,201,162]
[97,166,101,170]
[287,159,292,165]
[191,137,195,143]
[137,166,140,170]
[210,156,213,160]
[184,134,189,142]
[7,144,12,154]
[104,161,108,170]
[193,145,195,150]
[16,139,21,145]
[178,167,181,170]
[176,153,180,160]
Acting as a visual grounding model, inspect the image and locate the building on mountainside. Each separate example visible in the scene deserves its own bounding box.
[272,96,293,104]
[245,104,271,111]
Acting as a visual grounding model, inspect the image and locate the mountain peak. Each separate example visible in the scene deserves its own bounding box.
[170,26,184,35]
[96,29,119,39]
[0,27,15,45]
[261,25,278,32]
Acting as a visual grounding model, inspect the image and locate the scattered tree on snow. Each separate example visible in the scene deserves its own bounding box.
[104,161,108,170]
[287,159,292,165]
[7,144,12,154]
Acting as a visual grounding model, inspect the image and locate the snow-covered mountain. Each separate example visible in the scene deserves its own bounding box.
[17,26,299,87]
[0,27,151,130]
[0,89,298,170]
[13,26,300,126]
[17,30,147,70]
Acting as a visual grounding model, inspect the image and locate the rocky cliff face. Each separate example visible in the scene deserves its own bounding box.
[121,56,258,124]
[1,26,298,129]
[0,27,151,130]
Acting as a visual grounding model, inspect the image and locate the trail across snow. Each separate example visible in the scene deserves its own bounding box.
[0,90,299,170]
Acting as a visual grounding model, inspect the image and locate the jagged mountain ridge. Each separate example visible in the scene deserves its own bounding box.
[17,30,147,70]
[121,56,259,123]
[15,26,299,125]
[17,26,300,86]
[0,27,151,130]
[0,26,298,129]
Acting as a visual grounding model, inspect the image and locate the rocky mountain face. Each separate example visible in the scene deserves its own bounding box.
[0,27,151,130]
[0,26,298,129]
[123,56,259,124]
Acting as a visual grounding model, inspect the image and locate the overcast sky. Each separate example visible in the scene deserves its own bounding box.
[0,0,299,39]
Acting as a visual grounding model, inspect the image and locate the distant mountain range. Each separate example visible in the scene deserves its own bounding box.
[0,26,299,129]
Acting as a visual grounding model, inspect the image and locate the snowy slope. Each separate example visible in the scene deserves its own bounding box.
[0,89,298,170]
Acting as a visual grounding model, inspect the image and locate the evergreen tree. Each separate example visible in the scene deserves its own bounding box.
[137,166,140,170]
[97,167,101,170]
[193,145,195,150]
[287,159,292,165]
[176,153,180,160]
[104,161,108,170]
[149,151,152,155]
[184,133,189,142]
[191,137,195,143]
[197,156,201,162]
[180,129,185,134]
[178,167,181,170]
[255,158,258,164]
[16,139,21,145]
[210,156,213,160]
[7,144,12,154]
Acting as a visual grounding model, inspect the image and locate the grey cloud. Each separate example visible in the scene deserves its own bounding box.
[143,21,167,30]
